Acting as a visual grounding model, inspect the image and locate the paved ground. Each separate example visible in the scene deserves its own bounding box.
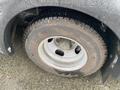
[0,40,120,90]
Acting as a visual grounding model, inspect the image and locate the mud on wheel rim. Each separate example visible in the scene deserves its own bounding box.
[38,36,88,71]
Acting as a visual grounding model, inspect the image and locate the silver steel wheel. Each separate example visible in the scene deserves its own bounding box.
[38,36,88,71]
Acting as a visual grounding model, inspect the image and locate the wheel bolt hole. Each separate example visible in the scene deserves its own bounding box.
[75,46,81,54]
[55,49,64,56]
[48,38,53,43]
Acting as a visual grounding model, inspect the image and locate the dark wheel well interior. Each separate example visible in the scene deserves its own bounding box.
[4,6,119,70]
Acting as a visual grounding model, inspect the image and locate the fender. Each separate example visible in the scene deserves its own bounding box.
[0,0,120,80]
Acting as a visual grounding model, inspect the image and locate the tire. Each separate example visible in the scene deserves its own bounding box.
[24,17,107,77]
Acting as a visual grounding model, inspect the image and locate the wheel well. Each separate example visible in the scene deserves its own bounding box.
[5,6,119,69]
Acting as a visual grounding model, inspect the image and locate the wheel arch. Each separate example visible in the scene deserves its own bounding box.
[1,0,120,54]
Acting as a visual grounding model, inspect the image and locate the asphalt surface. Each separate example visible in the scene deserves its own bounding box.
[0,40,120,90]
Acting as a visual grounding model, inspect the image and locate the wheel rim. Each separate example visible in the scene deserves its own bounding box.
[38,36,88,71]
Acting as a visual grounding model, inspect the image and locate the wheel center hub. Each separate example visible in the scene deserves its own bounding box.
[55,38,74,50]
